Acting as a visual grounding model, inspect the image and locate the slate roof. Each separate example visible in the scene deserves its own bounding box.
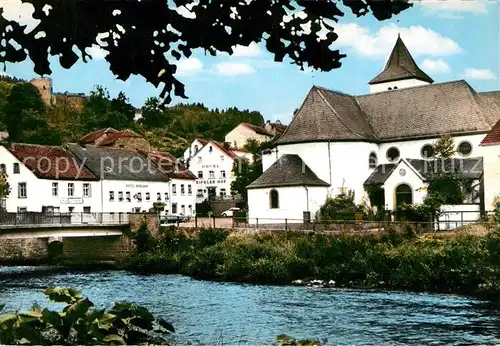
[211,140,238,159]
[98,129,141,146]
[277,80,496,144]
[369,35,433,85]
[364,158,483,185]
[475,91,500,127]
[6,143,98,181]
[247,154,330,189]
[140,150,197,180]
[65,144,169,182]
[80,128,117,144]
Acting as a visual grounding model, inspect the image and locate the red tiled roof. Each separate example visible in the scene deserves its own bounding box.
[98,130,141,146]
[139,150,196,180]
[241,123,272,137]
[80,127,117,144]
[6,143,98,180]
[197,138,209,146]
[480,119,500,146]
[211,140,238,159]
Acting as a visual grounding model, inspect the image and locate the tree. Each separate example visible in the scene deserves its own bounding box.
[3,83,60,145]
[433,135,456,159]
[140,97,170,128]
[0,1,412,104]
[230,157,262,202]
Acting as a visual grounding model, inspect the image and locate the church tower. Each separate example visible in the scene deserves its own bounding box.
[368,34,433,93]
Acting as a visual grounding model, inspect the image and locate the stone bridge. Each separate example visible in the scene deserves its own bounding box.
[0,212,159,264]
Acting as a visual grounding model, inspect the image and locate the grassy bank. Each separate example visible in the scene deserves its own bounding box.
[119,226,500,297]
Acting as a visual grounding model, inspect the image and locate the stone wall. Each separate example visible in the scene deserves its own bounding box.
[0,238,48,264]
[29,78,54,105]
[129,212,160,238]
[62,236,134,263]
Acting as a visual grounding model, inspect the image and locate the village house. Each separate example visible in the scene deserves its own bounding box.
[225,123,273,149]
[0,143,100,214]
[248,34,500,224]
[79,128,150,151]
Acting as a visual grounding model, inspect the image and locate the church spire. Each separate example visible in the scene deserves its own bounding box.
[369,35,433,86]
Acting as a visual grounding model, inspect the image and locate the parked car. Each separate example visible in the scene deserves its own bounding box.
[221,207,241,217]
[160,213,190,224]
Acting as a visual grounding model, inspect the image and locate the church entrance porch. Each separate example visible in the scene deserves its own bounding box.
[395,183,413,208]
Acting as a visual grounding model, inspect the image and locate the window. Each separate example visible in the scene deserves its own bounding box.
[221,170,226,178]
[83,206,91,214]
[83,183,91,197]
[164,192,169,201]
[194,145,199,152]
[198,171,203,178]
[197,189,203,197]
[209,170,215,179]
[394,86,398,90]
[395,184,412,207]
[172,203,177,214]
[157,192,162,201]
[369,152,377,169]
[220,155,224,161]
[188,185,192,195]
[458,141,472,157]
[136,192,142,202]
[118,191,124,201]
[18,182,27,199]
[386,147,400,162]
[181,205,185,214]
[68,183,74,197]
[197,157,202,163]
[233,141,237,148]
[172,184,177,195]
[0,164,6,173]
[209,146,213,152]
[52,182,58,196]
[181,184,185,195]
[126,191,131,202]
[270,189,279,209]
[146,192,150,201]
[17,207,27,213]
[188,205,192,214]
[388,87,392,91]
[13,163,19,174]
[421,144,435,159]
[220,188,226,196]
[109,191,115,202]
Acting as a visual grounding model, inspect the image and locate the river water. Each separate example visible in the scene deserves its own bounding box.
[1,266,499,345]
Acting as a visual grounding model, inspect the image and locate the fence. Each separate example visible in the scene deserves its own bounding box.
[0,212,130,227]
[181,209,493,232]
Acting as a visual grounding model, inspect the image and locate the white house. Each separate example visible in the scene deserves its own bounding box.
[65,144,172,214]
[249,34,500,224]
[0,143,100,213]
[182,138,209,163]
[187,140,240,202]
[225,123,273,149]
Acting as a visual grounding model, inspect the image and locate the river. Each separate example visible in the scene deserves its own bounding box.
[1,266,499,345]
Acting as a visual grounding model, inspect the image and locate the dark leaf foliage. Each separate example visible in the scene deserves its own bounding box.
[0,0,411,103]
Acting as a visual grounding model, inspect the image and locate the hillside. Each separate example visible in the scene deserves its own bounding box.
[0,77,266,156]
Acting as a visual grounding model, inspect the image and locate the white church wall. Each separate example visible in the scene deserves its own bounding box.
[369,78,430,93]
[378,133,486,165]
[478,144,500,210]
[247,186,328,224]
[383,160,428,210]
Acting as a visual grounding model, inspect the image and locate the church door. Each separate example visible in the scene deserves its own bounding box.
[395,184,413,207]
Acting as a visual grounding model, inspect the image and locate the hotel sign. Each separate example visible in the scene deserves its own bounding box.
[60,197,83,204]
[202,164,219,169]
[125,184,149,188]
[197,179,226,185]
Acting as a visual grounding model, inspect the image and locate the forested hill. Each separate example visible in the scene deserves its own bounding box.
[0,76,265,156]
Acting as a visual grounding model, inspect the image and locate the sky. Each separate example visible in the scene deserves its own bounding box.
[1,0,499,124]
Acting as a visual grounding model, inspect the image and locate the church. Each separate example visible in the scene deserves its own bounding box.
[247,35,500,224]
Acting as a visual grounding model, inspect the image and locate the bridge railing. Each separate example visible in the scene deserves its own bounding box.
[0,212,130,226]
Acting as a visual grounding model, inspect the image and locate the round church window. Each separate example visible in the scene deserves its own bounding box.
[386,147,400,162]
[458,141,472,157]
[421,144,435,159]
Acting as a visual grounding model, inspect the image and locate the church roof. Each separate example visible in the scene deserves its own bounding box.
[369,35,434,85]
[277,80,495,145]
[247,154,330,189]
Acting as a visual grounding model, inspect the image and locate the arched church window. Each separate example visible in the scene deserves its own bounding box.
[395,184,413,207]
[458,141,472,157]
[388,87,392,90]
[270,189,279,209]
[386,147,400,162]
[393,86,398,90]
[421,144,435,159]
[369,152,377,169]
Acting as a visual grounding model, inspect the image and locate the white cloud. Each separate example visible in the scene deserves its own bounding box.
[463,68,497,80]
[333,23,461,59]
[175,3,197,19]
[232,42,261,57]
[0,0,40,32]
[420,58,450,73]
[415,0,488,16]
[176,57,203,76]
[85,45,108,60]
[215,62,254,76]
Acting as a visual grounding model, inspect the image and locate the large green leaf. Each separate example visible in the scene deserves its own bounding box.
[42,308,62,327]
[66,298,94,321]
[0,313,18,326]
[16,325,44,344]
[44,288,76,304]
[103,334,126,345]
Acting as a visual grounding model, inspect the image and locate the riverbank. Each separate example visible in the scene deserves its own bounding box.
[119,226,500,298]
